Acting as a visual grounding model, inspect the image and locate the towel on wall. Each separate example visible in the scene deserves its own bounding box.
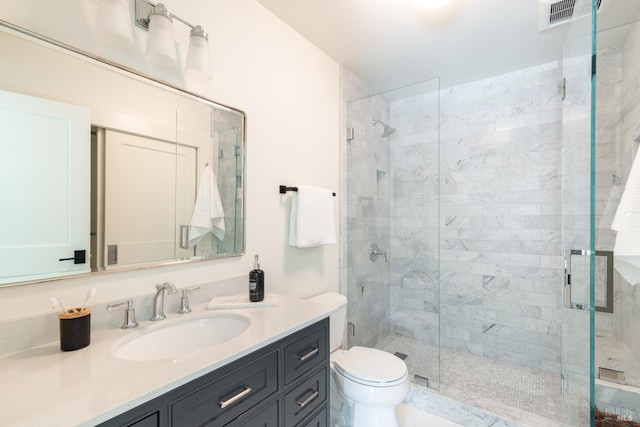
[189,165,225,247]
[611,150,640,285]
[289,185,336,248]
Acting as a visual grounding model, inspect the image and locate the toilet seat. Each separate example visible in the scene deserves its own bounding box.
[333,346,408,387]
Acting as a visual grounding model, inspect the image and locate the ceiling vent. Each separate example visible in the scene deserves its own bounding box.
[539,0,607,32]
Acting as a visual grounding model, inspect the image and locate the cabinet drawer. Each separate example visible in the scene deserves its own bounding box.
[171,351,278,426]
[298,407,327,427]
[284,368,327,426]
[127,412,159,427]
[96,403,162,427]
[227,399,279,427]
[283,325,327,385]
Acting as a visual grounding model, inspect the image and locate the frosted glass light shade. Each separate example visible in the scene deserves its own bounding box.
[94,0,134,48]
[185,26,211,81]
[413,0,454,9]
[145,3,177,68]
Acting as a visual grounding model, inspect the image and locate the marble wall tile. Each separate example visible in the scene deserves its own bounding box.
[386,61,567,371]
[342,67,392,349]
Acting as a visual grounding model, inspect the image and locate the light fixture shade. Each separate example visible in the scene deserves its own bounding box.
[185,26,212,80]
[94,0,134,48]
[145,3,177,68]
[413,0,454,9]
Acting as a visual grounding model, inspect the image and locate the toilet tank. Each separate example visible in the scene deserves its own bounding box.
[307,292,347,352]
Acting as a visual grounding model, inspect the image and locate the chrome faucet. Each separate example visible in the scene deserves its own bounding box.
[150,282,177,321]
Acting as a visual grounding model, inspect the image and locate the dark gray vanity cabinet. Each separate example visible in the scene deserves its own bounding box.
[98,318,329,427]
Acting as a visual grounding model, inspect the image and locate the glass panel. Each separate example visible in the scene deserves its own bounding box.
[593,12,640,423]
[345,78,441,394]
[560,0,596,424]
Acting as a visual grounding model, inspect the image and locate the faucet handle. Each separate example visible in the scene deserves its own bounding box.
[369,243,387,263]
[107,300,138,329]
[178,286,201,314]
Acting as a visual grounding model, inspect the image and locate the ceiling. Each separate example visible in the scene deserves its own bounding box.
[256,0,640,93]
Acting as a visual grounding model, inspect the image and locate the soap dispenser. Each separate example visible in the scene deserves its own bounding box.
[249,254,264,302]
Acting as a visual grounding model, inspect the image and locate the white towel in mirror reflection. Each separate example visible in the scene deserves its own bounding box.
[189,165,225,247]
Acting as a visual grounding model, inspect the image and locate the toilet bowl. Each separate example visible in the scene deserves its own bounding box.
[307,292,410,427]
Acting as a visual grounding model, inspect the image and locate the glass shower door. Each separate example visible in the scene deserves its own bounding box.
[345,78,441,390]
[345,92,394,354]
[560,1,597,425]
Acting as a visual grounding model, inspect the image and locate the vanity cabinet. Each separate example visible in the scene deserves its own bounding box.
[99,318,329,427]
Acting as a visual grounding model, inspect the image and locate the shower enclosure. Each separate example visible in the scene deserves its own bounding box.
[344,2,640,425]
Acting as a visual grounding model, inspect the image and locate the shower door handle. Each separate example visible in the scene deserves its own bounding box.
[564,249,613,312]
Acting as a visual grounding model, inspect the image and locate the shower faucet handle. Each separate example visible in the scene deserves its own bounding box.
[369,243,387,263]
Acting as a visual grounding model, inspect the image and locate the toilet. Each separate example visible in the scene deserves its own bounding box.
[307,292,410,427]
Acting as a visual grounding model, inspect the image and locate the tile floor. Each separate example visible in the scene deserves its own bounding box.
[596,331,640,388]
[377,334,595,426]
[397,402,463,427]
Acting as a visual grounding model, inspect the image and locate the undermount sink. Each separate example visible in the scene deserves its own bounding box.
[112,313,251,362]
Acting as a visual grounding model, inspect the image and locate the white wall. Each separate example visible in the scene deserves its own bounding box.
[0,0,340,321]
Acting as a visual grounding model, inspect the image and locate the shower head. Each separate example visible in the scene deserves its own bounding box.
[372,119,396,137]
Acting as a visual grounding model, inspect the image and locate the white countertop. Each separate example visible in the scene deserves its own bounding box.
[0,294,331,427]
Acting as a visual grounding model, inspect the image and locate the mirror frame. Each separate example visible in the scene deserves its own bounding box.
[0,19,246,285]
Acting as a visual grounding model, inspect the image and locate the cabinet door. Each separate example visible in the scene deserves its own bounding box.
[283,326,327,386]
[0,90,90,284]
[172,351,278,426]
[284,368,327,426]
[96,406,162,427]
[227,399,279,427]
[127,412,159,427]
[298,407,327,427]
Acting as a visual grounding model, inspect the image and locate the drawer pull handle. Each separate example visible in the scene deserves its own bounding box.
[218,386,252,409]
[297,347,319,362]
[296,389,319,408]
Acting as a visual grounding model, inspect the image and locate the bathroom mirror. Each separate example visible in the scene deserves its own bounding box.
[0,22,245,285]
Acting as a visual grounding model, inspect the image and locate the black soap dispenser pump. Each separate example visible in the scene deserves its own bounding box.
[249,254,264,302]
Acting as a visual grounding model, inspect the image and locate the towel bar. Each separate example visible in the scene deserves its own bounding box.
[279,185,336,196]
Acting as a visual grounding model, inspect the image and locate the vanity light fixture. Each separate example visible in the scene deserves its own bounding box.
[135,0,212,78]
[413,0,454,9]
[185,26,212,81]
[94,0,134,48]
[143,3,178,67]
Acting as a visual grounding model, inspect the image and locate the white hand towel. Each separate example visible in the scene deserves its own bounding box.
[189,165,225,247]
[612,151,640,285]
[289,185,336,248]
[206,293,278,310]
